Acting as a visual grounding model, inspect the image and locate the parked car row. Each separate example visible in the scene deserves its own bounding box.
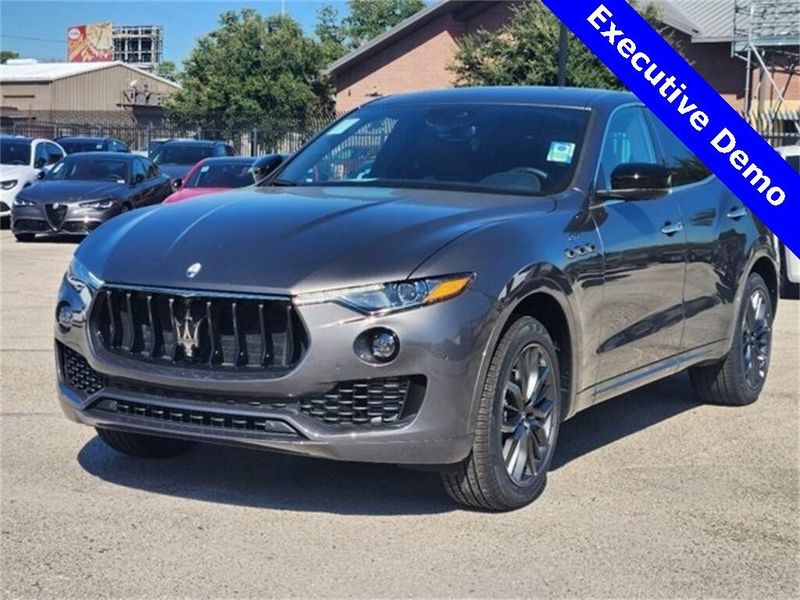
[1,134,285,241]
[0,135,66,221]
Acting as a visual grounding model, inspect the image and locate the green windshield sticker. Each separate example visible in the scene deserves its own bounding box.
[547,141,576,164]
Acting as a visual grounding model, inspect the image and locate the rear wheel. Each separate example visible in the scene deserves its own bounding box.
[14,233,35,243]
[96,428,195,458]
[442,316,562,511]
[689,272,773,406]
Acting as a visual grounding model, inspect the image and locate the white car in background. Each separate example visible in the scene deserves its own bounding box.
[0,135,66,223]
[776,145,800,297]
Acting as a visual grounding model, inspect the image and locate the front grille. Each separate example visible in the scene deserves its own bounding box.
[91,287,306,372]
[59,343,105,396]
[91,398,299,437]
[62,221,100,234]
[45,204,68,229]
[300,377,420,425]
[13,219,48,232]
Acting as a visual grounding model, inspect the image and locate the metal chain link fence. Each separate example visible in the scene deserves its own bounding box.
[1,111,343,156]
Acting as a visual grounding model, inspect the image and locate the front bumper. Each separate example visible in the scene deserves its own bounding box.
[11,202,117,235]
[55,278,494,464]
[0,186,20,218]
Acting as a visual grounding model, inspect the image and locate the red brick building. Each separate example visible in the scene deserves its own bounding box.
[325,0,799,120]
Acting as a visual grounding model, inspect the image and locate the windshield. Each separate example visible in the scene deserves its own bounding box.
[273,103,590,195]
[186,161,256,188]
[153,145,215,166]
[46,157,129,182]
[0,139,31,166]
[60,140,106,153]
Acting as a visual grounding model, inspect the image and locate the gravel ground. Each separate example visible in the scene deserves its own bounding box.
[1,229,798,599]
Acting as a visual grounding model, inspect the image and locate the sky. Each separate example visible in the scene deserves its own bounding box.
[0,0,347,65]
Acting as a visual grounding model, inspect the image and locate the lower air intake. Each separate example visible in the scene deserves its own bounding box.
[300,377,424,425]
[59,343,105,396]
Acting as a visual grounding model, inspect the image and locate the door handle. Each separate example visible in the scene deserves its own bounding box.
[660,221,684,236]
[726,206,748,220]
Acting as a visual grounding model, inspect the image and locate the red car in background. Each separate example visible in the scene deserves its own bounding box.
[163,155,284,204]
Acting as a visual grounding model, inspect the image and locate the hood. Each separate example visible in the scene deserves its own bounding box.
[77,186,554,295]
[19,180,126,204]
[158,164,194,180]
[163,187,229,204]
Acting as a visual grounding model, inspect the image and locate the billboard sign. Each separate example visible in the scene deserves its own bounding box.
[67,22,114,62]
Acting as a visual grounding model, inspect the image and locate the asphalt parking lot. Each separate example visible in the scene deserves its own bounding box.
[1,229,798,599]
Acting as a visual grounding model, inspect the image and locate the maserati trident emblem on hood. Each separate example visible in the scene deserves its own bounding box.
[174,312,205,359]
[186,262,202,278]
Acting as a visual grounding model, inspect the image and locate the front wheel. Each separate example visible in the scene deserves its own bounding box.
[442,316,562,511]
[689,272,773,406]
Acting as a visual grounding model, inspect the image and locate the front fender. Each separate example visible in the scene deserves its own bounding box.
[410,215,590,432]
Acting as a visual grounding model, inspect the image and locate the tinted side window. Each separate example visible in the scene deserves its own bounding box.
[34,143,49,168]
[785,155,799,173]
[598,107,657,188]
[145,159,159,178]
[131,158,147,182]
[648,115,711,186]
[46,142,64,164]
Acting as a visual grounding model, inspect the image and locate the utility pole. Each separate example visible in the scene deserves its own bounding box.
[558,23,568,87]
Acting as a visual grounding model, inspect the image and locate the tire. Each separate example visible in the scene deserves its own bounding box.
[14,233,35,243]
[689,272,773,406]
[442,316,562,511]
[96,427,195,458]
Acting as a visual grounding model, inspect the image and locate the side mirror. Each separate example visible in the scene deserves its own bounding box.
[33,159,46,169]
[253,154,285,181]
[172,178,183,190]
[595,163,672,201]
[36,170,46,180]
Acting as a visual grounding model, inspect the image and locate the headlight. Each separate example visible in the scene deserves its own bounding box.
[295,273,474,315]
[1,179,18,190]
[66,256,104,292]
[79,199,114,209]
[13,196,34,207]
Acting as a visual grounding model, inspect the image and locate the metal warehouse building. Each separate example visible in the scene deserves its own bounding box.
[0,60,180,120]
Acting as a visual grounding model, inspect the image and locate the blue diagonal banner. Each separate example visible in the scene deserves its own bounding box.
[540,0,800,256]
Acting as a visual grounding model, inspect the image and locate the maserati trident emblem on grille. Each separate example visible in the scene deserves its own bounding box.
[174,313,205,358]
[186,262,202,278]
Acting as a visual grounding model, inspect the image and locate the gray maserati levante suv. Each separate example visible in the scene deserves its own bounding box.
[55,88,779,510]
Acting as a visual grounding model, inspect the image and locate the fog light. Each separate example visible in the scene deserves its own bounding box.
[57,302,73,331]
[372,331,398,360]
[355,328,400,364]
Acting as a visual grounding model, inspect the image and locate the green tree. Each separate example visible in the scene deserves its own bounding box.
[155,60,179,82]
[344,0,425,49]
[0,50,20,64]
[315,4,348,64]
[451,1,676,89]
[315,0,424,61]
[166,10,332,132]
